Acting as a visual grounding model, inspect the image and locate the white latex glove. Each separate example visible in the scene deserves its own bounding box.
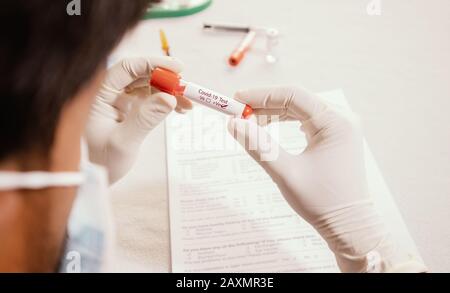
[228,86,427,273]
[86,57,192,184]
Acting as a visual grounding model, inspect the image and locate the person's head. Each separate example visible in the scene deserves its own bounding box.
[0,0,154,169]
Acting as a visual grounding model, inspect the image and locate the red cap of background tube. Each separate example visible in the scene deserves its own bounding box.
[150,67,183,96]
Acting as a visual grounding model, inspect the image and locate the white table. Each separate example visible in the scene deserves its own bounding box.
[110,0,450,272]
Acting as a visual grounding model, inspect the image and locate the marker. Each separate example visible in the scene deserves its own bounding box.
[150,67,253,119]
[159,29,171,56]
[228,30,257,67]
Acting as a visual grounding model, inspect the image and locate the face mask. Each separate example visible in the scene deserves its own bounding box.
[0,141,114,273]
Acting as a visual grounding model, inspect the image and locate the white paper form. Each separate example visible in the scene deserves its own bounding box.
[166,89,423,273]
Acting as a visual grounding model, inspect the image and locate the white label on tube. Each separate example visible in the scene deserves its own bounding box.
[182,82,246,116]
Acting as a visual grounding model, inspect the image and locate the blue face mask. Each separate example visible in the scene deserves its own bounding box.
[0,142,115,273]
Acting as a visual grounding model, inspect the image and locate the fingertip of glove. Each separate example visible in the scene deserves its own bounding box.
[175,106,187,114]
[152,92,177,111]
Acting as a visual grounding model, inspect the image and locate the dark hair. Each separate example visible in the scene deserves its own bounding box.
[0,0,153,163]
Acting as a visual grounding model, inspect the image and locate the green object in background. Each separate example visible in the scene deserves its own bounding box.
[144,0,212,19]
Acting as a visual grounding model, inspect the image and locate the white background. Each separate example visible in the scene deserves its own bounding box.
[110,0,450,272]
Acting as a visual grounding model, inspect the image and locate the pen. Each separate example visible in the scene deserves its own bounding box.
[159,29,171,56]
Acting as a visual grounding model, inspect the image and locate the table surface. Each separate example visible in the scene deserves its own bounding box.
[110,0,450,272]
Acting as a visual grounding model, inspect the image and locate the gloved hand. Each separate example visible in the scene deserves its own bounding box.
[86,57,192,184]
[228,86,427,273]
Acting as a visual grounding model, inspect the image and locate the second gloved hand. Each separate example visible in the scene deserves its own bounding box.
[86,57,192,184]
[228,86,427,273]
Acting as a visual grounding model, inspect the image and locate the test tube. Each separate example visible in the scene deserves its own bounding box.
[228,30,257,67]
[150,67,253,119]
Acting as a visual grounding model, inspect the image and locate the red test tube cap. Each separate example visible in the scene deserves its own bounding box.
[229,51,245,67]
[150,67,182,96]
[242,104,253,119]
